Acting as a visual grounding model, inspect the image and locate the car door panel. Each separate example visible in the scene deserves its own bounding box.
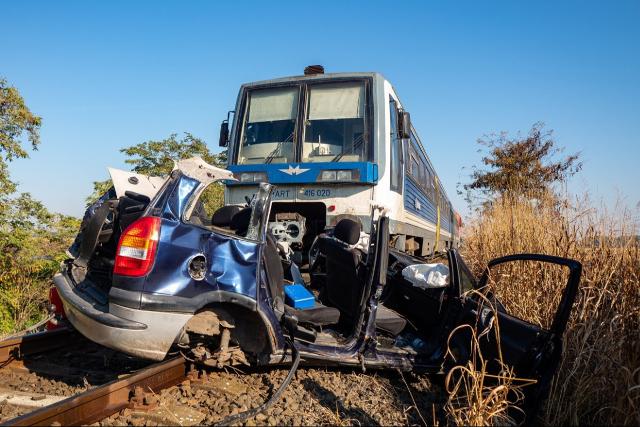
[463,303,550,374]
[452,251,581,419]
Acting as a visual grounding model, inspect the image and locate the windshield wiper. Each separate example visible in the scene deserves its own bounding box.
[329,134,365,163]
[265,131,295,164]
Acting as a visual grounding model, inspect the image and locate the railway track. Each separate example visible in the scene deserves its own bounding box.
[0,327,191,426]
[0,328,261,426]
[6,357,189,426]
[0,327,82,371]
[0,328,440,426]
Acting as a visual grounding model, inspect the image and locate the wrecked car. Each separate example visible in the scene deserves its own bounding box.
[53,157,581,419]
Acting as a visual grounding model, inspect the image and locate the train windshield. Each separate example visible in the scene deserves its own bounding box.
[237,86,299,165]
[302,81,368,163]
[235,80,370,165]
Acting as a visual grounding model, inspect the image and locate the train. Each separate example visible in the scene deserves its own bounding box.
[219,65,461,258]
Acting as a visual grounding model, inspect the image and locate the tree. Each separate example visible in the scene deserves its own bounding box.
[87,133,227,213]
[121,132,219,175]
[0,78,41,163]
[464,122,581,202]
[0,78,43,213]
[0,77,46,242]
[0,78,80,333]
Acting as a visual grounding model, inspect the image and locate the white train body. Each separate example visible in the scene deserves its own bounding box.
[222,70,459,256]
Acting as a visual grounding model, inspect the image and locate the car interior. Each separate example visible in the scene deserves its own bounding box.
[206,201,453,356]
[71,190,152,290]
[80,183,454,357]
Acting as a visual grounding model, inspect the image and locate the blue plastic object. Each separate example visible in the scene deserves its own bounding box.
[284,284,315,309]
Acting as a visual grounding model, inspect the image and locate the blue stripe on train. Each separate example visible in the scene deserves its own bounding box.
[404,177,452,233]
[227,162,378,185]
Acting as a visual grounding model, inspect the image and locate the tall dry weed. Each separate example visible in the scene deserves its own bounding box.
[445,291,535,426]
[462,193,640,425]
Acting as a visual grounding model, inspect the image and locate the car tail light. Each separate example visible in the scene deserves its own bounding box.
[114,216,161,277]
[46,287,65,330]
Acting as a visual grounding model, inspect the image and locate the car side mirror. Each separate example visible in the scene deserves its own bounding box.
[398,110,411,139]
[219,120,229,147]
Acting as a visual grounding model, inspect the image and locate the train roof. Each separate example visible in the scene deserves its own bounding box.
[240,72,386,89]
[234,68,454,208]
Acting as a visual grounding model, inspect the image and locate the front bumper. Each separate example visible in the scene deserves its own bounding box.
[53,271,192,360]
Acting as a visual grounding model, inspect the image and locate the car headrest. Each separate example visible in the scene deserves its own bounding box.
[211,205,242,227]
[333,219,361,245]
[230,207,252,234]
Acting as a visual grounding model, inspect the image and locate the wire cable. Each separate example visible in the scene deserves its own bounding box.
[213,337,301,426]
[0,314,55,341]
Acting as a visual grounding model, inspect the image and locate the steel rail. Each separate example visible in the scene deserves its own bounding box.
[5,356,188,426]
[0,327,76,368]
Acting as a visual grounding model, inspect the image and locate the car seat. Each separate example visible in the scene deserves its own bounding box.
[211,205,242,228]
[320,219,407,336]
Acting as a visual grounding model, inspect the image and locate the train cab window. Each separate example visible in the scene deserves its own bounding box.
[302,81,369,163]
[238,86,299,165]
[389,97,402,193]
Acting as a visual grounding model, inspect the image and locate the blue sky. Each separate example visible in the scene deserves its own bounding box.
[3,0,639,218]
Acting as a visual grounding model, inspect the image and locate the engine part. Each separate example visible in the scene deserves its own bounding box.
[268,212,306,245]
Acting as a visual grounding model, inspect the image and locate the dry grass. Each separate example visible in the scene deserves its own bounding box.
[444,292,534,426]
[459,193,640,425]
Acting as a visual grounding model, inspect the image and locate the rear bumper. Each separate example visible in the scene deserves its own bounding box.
[53,272,192,360]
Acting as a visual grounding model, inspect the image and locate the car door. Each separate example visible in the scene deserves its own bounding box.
[144,178,273,305]
[450,251,582,420]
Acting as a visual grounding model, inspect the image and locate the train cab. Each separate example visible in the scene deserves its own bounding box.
[219,66,457,260]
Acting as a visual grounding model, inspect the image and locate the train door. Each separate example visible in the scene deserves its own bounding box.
[386,89,410,253]
[389,96,403,197]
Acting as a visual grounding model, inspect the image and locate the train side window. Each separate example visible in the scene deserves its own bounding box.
[389,97,402,193]
[411,155,419,179]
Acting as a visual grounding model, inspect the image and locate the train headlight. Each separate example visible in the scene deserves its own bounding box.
[253,172,268,182]
[236,172,268,183]
[318,169,360,182]
[337,170,352,181]
[320,170,337,181]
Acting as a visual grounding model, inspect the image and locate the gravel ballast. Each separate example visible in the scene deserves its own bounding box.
[102,366,446,426]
